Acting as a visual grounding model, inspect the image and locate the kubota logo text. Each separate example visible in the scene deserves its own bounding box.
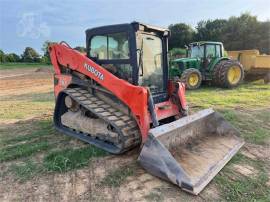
[84,63,104,80]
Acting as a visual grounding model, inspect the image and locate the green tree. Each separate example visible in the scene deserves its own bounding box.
[5,53,20,62]
[41,41,57,64]
[169,48,187,59]
[196,19,227,41]
[41,40,56,64]
[168,23,195,49]
[21,47,40,62]
[194,13,270,54]
[257,21,270,54]
[221,13,264,52]
[0,50,5,63]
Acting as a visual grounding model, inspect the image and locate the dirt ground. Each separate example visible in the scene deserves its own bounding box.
[0,67,269,202]
[0,68,52,98]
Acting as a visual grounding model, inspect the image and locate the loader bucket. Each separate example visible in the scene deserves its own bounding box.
[138,108,244,195]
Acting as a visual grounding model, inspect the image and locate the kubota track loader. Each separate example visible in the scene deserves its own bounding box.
[49,22,244,195]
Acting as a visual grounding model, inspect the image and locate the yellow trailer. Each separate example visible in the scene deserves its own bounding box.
[227,50,270,84]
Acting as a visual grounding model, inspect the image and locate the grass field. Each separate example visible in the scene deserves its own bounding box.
[0,66,269,201]
[0,62,52,70]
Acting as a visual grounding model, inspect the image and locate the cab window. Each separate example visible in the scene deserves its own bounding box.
[215,45,221,57]
[90,32,129,60]
[190,45,204,58]
[205,45,216,58]
[90,36,107,59]
[205,44,221,58]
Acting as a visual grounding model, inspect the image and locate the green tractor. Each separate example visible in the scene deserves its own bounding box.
[170,41,244,89]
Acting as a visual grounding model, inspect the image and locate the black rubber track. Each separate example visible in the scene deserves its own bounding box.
[54,87,141,154]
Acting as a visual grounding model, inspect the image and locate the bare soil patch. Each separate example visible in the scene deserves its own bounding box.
[233,164,257,177]
[0,68,53,98]
[242,143,270,161]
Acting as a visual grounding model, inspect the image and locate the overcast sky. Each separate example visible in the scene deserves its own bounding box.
[0,0,269,55]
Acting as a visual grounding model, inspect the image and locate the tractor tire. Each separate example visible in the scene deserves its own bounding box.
[180,68,202,90]
[214,60,244,88]
[264,71,270,84]
[212,60,228,86]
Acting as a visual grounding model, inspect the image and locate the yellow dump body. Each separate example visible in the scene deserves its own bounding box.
[227,50,270,71]
[227,50,270,83]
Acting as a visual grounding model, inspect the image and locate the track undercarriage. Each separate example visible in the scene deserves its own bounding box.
[54,87,141,154]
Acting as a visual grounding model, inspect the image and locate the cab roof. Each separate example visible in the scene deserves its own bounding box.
[85,21,170,36]
[189,41,223,46]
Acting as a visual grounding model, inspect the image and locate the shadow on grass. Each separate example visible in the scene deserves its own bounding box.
[2,119,55,145]
[43,146,108,172]
[8,145,109,181]
[1,116,110,182]
[0,118,59,162]
[0,141,50,162]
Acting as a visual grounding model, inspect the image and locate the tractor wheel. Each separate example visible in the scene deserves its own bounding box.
[215,60,244,88]
[212,60,227,86]
[264,71,270,84]
[180,68,202,90]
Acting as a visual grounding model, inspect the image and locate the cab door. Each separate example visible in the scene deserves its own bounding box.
[203,44,222,70]
[136,32,168,103]
[86,24,137,84]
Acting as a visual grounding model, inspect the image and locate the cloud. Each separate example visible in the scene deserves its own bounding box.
[16,12,51,39]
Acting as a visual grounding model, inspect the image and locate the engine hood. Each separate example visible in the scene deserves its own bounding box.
[173,57,200,63]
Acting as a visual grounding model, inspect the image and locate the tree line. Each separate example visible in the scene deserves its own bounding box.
[0,41,86,64]
[169,13,270,54]
[1,13,269,64]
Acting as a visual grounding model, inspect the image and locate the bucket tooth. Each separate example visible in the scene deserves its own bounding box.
[138,108,244,195]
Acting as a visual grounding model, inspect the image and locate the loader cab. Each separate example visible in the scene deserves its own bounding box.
[86,22,170,103]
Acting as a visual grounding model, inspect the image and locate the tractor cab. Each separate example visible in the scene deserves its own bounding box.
[188,41,224,68]
[86,22,170,103]
[188,42,224,58]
